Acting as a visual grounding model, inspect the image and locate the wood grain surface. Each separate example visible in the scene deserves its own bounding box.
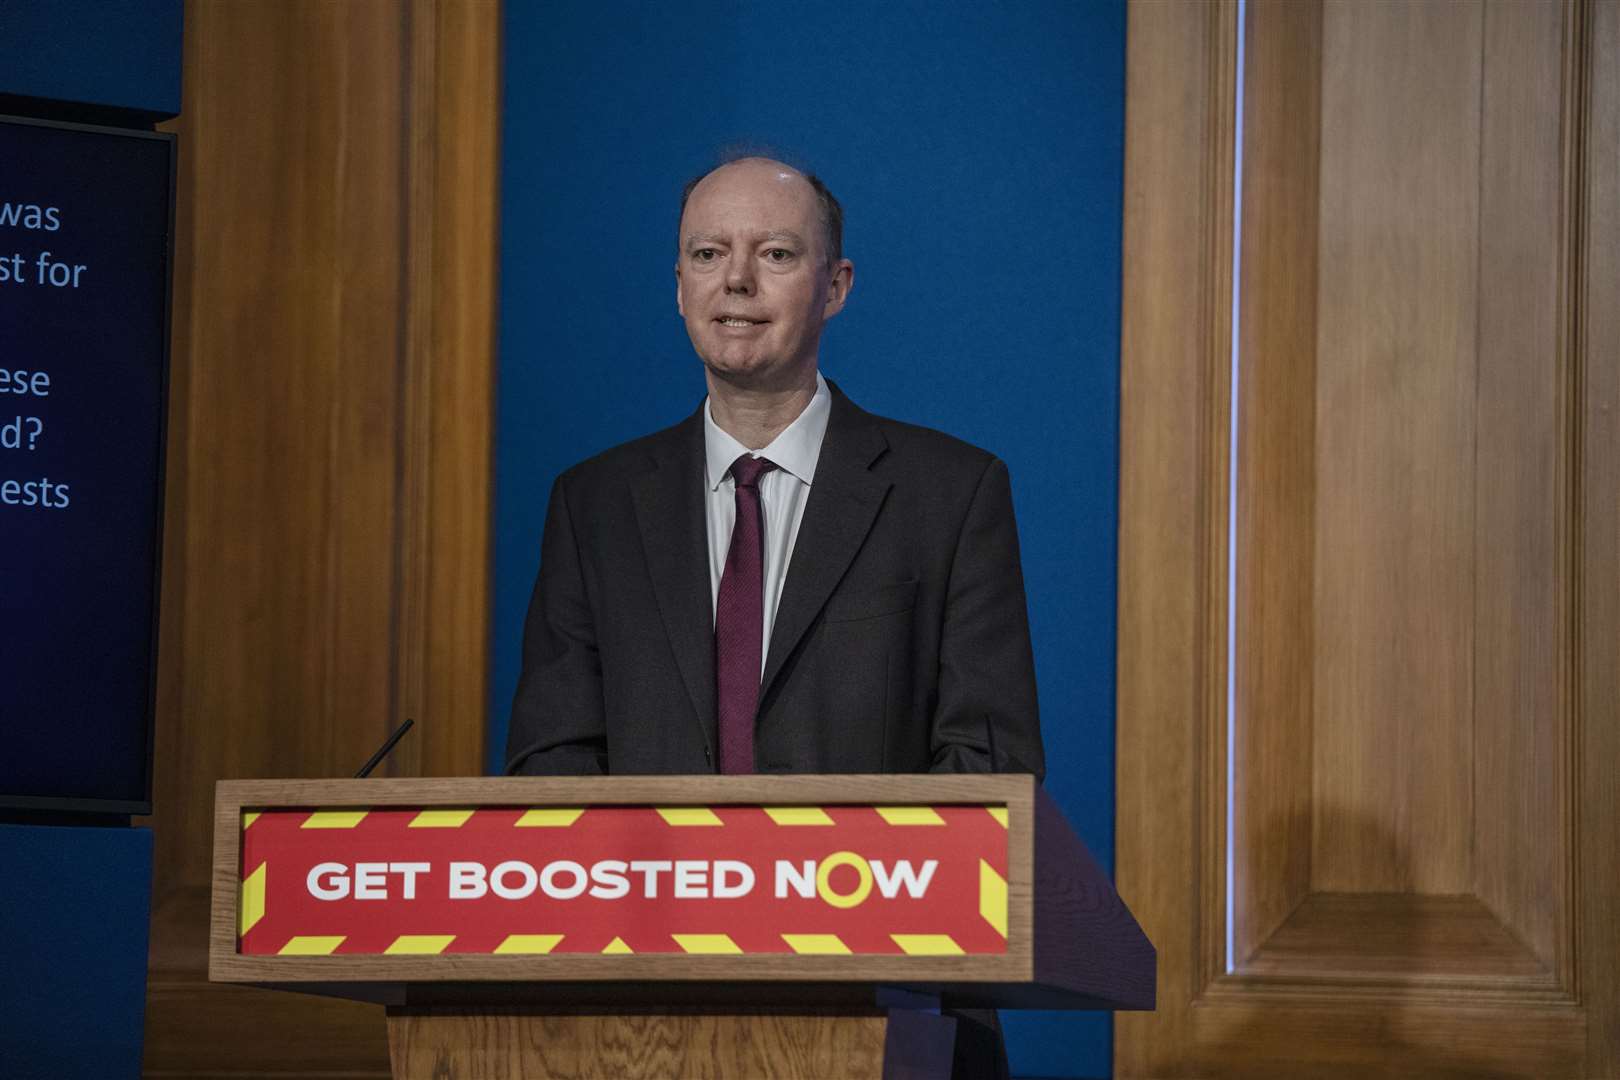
[1115,2,1237,1070]
[1237,893,1552,987]
[1575,1,1620,1066]
[142,2,498,1076]
[1116,0,1618,1074]
[1230,0,1320,970]
[1469,0,1570,979]
[1309,0,1482,897]
[384,1007,954,1080]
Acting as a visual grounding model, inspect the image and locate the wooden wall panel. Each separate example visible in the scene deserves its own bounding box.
[1117,0,1618,1074]
[142,1,497,1075]
[404,0,497,783]
[1310,0,1482,896]
[1230,0,1319,968]
[1577,0,1620,1064]
[1471,0,1567,976]
[1116,2,1236,1067]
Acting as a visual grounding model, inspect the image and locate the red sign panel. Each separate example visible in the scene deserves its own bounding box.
[237,803,1009,957]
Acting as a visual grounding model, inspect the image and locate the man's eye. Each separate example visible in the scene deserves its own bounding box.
[692,248,717,262]
[765,248,794,262]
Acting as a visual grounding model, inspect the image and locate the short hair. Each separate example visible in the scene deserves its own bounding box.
[677,155,844,271]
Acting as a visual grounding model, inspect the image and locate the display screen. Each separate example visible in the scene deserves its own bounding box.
[0,115,173,813]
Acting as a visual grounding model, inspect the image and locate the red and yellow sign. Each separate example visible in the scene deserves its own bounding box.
[238,804,1009,957]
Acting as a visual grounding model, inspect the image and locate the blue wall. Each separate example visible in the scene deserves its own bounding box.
[495,4,1123,1075]
[0,0,182,119]
[0,825,154,1079]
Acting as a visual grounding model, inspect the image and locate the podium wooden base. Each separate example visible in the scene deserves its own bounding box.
[386,1006,956,1079]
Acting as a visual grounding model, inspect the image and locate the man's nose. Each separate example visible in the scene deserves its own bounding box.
[724,255,755,295]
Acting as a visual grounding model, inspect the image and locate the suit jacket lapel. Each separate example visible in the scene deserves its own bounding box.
[629,408,717,758]
[761,387,892,700]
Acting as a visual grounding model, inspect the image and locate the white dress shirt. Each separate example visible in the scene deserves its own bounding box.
[704,372,831,669]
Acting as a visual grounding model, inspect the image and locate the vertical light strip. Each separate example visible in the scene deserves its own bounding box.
[1225,0,1248,976]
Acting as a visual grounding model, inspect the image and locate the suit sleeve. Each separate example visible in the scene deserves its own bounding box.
[505,474,609,776]
[930,457,1046,781]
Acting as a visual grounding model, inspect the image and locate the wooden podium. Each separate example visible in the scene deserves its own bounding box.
[210,774,1153,1078]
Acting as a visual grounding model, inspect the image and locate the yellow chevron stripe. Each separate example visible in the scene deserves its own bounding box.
[655,807,723,826]
[279,936,345,955]
[241,811,261,830]
[892,934,964,955]
[385,935,455,954]
[980,859,1008,938]
[494,934,564,954]
[987,806,1009,828]
[239,863,266,937]
[673,934,742,954]
[782,934,851,955]
[301,810,369,829]
[875,806,945,826]
[515,808,585,827]
[763,806,835,825]
[602,936,634,954]
[408,809,475,828]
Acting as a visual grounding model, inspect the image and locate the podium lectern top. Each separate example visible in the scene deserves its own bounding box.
[211,774,1153,1012]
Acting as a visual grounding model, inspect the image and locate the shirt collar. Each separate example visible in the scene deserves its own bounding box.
[704,371,831,491]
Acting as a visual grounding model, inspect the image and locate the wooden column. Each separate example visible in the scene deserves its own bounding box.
[142,2,498,1075]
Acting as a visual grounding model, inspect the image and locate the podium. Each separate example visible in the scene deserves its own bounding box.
[210,774,1153,1078]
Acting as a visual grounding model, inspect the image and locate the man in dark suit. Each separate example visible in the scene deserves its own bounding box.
[506,156,1040,1074]
[506,155,1042,782]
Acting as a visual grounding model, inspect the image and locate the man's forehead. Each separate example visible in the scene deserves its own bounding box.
[697,156,807,190]
[684,160,817,217]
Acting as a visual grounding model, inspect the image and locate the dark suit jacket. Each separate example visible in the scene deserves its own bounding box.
[506,382,1044,780]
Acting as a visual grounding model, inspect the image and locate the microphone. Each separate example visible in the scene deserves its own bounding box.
[354,718,416,778]
[982,712,1001,774]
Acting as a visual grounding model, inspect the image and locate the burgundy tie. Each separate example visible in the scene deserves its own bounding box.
[715,453,777,774]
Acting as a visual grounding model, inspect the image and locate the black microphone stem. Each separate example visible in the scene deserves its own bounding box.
[355,718,415,778]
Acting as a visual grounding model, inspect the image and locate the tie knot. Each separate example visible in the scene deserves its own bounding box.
[730,454,777,490]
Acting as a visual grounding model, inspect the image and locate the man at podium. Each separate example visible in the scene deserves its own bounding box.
[505,154,1044,786]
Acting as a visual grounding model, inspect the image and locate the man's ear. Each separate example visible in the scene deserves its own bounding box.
[823,258,855,319]
[675,262,685,317]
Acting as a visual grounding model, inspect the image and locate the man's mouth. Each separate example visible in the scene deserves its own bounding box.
[715,316,766,328]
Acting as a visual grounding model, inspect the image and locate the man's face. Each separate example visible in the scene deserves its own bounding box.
[676,160,853,389]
